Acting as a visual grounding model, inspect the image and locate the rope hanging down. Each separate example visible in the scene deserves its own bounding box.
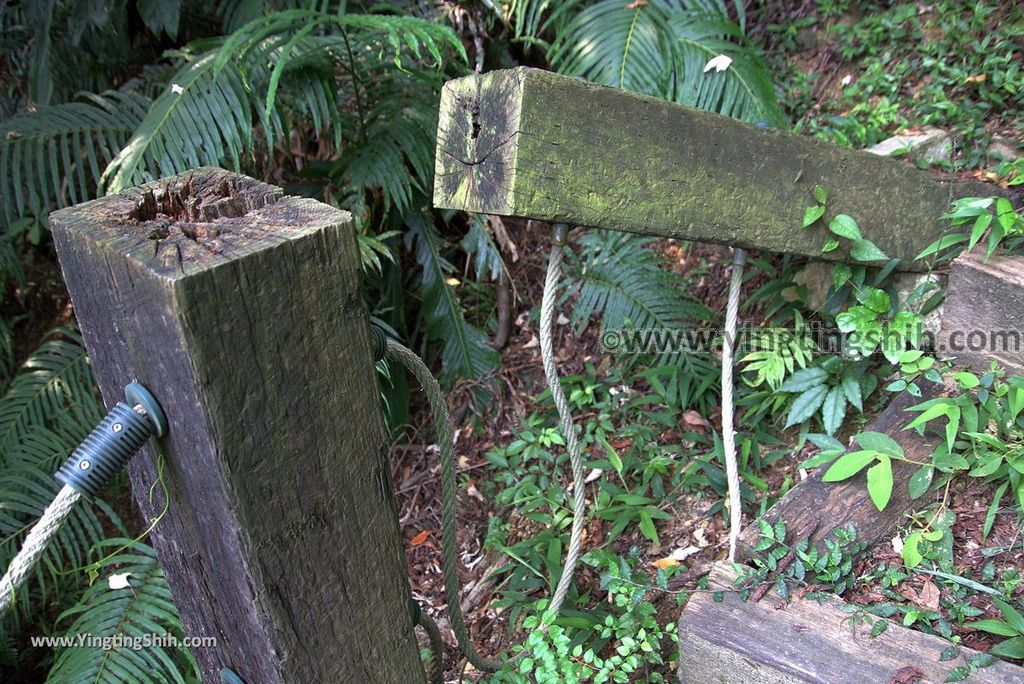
[384,223,588,673]
[722,248,747,563]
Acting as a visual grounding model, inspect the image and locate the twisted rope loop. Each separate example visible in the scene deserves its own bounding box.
[385,236,588,673]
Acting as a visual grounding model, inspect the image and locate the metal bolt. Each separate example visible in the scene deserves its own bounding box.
[112,423,123,433]
[551,223,569,246]
[79,460,90,470]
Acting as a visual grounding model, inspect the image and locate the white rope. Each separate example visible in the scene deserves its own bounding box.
[0,484,82,614]
[723,248,746,563]
[539,242,587,615]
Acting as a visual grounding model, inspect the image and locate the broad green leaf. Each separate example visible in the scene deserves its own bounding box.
[822,385,847,435]
[968,619,1018,637]
[945,406,960,453]
[841,372,863,411]
[908,466,933,499]
[994,598,1024,635]
[855,431,904,458]
[836,306,876,334]
[813,184,828,204]
[778,367,828,393]
[866,456,893,511]
[785,384,829,428]
[806,433,846,452]
[905,403,953,432]
[880,328,906,365]
[954,372,980,389]
[856,287,890,313]
[915,233,968,260]
[850,239,889,262]
[822,238,840,253]
[829,214,862,241]
[637,510,658,544]
[832,263,853,288]
[599,433,624,476]
[823,450,877,481]
[984,482,1008,538]
[990,636,1024,659]
[801,450,841,469]
[996,197,1015,232]
[968,212,992,252]
[902,531,923,568]
[803,204,825,227]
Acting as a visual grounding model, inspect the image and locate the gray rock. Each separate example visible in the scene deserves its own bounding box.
[866,127,951,164]
[989,134,1022,162]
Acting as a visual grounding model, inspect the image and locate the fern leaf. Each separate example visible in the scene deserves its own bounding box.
[568,231,712,332]
[0,329,102,454]
[407,213,500,383]
[47,541,198,683]
[550,0,784,125]
[0,91,148,234]
[101,52,252,193]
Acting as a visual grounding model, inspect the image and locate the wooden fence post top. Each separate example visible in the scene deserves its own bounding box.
[51,166,350,279]
[50,167,423,683]
[434,67,1004,270]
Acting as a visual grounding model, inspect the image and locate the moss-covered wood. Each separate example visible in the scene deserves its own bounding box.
[435,67,997,270]
[51,168,423,684]
[736,388,940,561]
[678,562,1024,683]
[939,251,1024,375]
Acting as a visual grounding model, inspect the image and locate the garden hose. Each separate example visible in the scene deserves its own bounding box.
[0,383,166,615]
[383,223,588,673]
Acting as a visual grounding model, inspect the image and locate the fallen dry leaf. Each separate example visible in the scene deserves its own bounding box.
[466,480,485,502]
[652,545,702,570]
[410,530,431,546]
[682,410,709,429]
[919,578,941,610]
[889,665,924,684]
[652,557,680,571]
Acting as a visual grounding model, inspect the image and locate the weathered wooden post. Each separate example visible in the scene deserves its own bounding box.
[434,67,997,269]
[50,168,424,683]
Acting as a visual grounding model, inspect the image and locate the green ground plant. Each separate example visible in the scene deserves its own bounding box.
[483,549,678,684]
[788,2,1024,167]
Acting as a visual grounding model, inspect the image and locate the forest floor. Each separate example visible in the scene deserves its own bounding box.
[4,2,1022,682]
[389,3,1024,680]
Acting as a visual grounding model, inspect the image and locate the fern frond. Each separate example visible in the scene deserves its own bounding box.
[551,0,675,95]
[568,230,712,333]
[461,214,505,282]
[0,329,102,455]
[488,0,583,50]
[668,12,782,123]
[47,540,198,683]
[0,91,149,235]
[407,213,500,383]
[102,9,466,198]
[101,52,252,194]
[549,0,784,125]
